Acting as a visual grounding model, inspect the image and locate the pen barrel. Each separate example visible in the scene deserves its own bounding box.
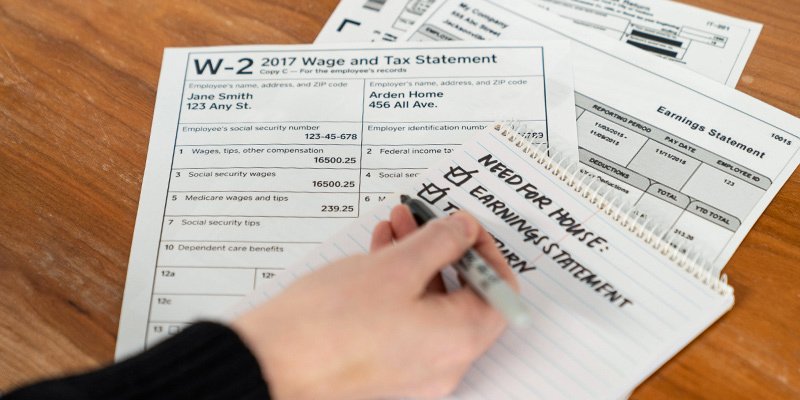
[453,250,533,328]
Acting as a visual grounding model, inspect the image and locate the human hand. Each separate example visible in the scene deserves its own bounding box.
[231,205,519,400]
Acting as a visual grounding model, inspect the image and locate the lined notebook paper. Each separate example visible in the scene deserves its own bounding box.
[240,124,734,399]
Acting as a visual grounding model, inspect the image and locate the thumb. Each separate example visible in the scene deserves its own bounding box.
[375,211,481,292]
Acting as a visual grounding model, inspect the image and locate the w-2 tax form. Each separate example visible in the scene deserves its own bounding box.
[115,41,578,357]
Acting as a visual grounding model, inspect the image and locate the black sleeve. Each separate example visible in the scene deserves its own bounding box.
[3,322,272,400]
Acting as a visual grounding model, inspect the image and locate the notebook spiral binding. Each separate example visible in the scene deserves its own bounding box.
[494,122,732,297]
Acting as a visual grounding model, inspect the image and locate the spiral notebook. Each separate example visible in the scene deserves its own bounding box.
[242,123,735,399]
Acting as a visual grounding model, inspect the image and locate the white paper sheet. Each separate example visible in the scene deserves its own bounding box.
[244,124,734,399]
[404,0,800,273]
[525,0,761,86]
[115,41,579,358]
[317,0,439,43]
[318,0,761,86]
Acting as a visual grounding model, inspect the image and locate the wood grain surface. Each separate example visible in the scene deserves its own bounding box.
[0,0,798,397]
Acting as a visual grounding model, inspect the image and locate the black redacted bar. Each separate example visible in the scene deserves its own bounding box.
[626,40,679,58]
[630,30,684,47]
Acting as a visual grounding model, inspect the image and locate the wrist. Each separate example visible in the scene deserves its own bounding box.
[231,301,374,400]
[230,306,284,398]
[231,304,316,400]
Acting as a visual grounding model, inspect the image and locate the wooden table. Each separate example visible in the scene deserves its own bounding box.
[1,0,798,397]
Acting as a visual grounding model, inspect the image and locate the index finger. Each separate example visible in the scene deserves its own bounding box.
[376,211,518,293]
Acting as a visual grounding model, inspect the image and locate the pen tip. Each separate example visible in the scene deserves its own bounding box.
[400,194,410,203]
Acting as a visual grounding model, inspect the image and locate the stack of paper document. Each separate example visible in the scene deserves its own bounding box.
[116,0,800,397]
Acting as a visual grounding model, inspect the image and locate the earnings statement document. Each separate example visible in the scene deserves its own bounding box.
[115,41,578,357]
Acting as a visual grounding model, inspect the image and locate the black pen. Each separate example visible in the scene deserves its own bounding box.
[401,194,533,328]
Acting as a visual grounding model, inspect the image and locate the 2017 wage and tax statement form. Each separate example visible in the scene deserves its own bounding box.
[116,41,579,357]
